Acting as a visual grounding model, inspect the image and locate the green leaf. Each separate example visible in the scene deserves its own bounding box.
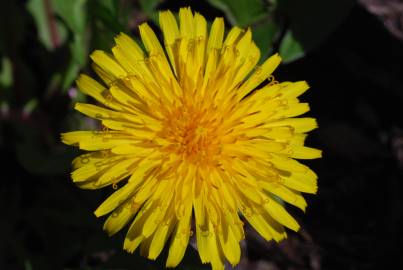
[279,30,305,63]
[23,98,39,116]
[0,57,13,88]
[52,0,89,82]
[70,34,87,66]
[91,24,117,51]
[53,0,87,34]
[90,0,124,34]
[24,261,33,270]
[252,20,279,62]
[207,0,267,27]
[26,0,68,50]
[140,0,161,15]
[95,0,119,17]
[278,0,354,52]
[61,60,80,91]
[1,101,9,115]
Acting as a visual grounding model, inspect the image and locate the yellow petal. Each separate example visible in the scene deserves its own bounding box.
[179,7,194,38]
[207,17,224,54]
[92,63,114,85]
[71,152,105,170]
[103,200,137,235]
[223,27,243,48]
[148,205,176,259]
[219,226,241,266]
[90,50,127,79]
[160,10,180,45]
[142,182,173,237]
[237,53,282,100]
[76,74,106,102]
[242,209,273,241]
[291,146,322,159]
[97,157,135,182]
[94,181,138,217]
[159,10,180,74]
[282,81,310,99]
[260,182,307,211]
[114,32,145,60]
[264,117,318,133]
[207,228,225,270]
[281,171,318,194]
[71,155,122,183]
[166,197,192,267]
[270,154,310,173]
[113,33,155,82]
[263,197,300,231]
[139,23,166,59]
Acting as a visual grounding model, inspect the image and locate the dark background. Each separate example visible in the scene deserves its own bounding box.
[1,0,403,269]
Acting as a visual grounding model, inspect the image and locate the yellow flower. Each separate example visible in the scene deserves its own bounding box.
[62,7,321,270]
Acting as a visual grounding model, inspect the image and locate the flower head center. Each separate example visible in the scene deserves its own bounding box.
[160,105,221,165]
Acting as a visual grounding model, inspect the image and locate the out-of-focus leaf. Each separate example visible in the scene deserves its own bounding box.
[140,0,161,15]
[279,30,305,63]
[53,0,87,34]
[253,20,279,61]
[26,0,68,50]
[1,101,9,116]
[53,0,88,70]
[90,0,123,33]
[61,60,80,91]
[96,0,119,17]
[278,0,354,52]
[22,98,38,116]
[24,261,33,270]
[207,0,267,27]
[44,72,62,99]
[0,57,13,88]
[91,23,117,51]
[146,11,160,26]
[70,34,87,66]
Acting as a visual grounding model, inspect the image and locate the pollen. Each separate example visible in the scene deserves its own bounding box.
[160,103,224,166]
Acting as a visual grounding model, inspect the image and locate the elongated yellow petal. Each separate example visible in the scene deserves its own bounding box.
[207,17,224,54]
[219,226,241,266]
[265,117,318,133]
[103,200,138,236]
[114,32,145,60]
[166,196,192,267]
[207,229,225,270]
[76,74,106,100]
[237,53,282,100]
[90,50,127,79]
[159,10,180,74]
[263,196,300,231]
[179,7,194,38]
[260,182,307,211]
[282,172,318,194]
[95,181,138,217]
[148,201,176,259]
[291,146,322,159]
[139,23,164,55]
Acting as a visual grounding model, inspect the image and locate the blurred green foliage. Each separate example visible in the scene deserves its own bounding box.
[0,0,354,269]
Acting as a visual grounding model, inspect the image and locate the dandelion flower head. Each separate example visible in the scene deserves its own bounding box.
[62,7,321,270]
